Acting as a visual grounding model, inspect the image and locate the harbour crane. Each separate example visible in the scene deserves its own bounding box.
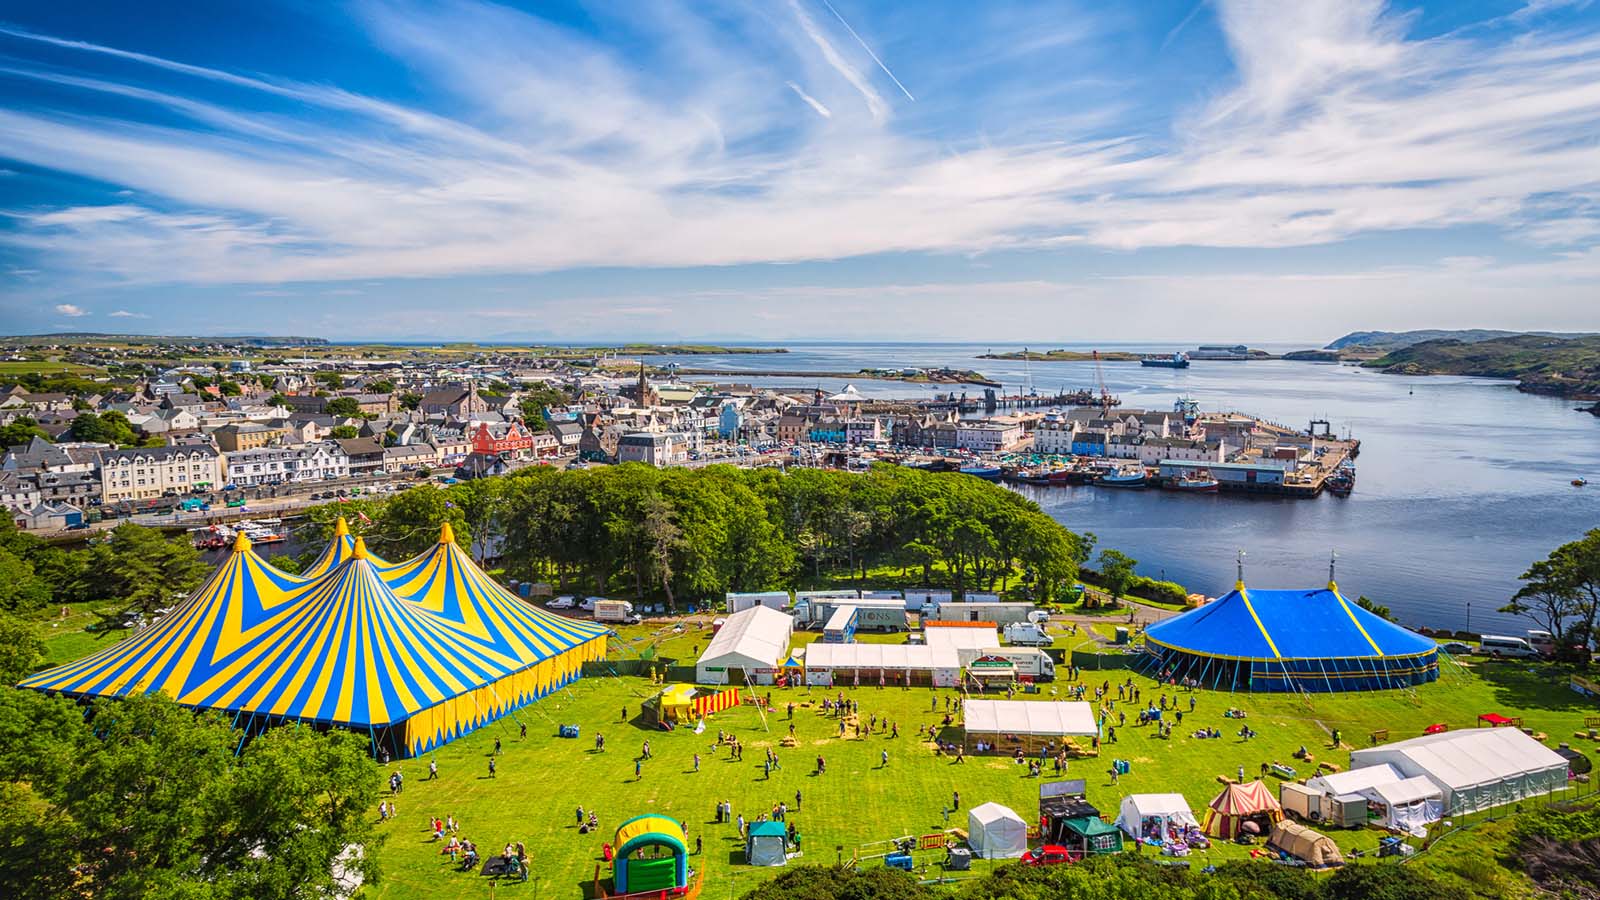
[1092,350,1115,417]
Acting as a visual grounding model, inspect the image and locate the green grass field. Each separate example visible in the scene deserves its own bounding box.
[350,625,1599,900]
[0,359,99,375]
[29,612,1599,899]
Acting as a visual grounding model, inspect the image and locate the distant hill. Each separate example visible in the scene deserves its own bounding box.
[1365,334,1600,399]
[0,333,329,345]
[1325,329,1594,351]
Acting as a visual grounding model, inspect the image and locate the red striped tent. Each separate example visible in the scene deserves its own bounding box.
[692,687,741,717]
[1202,780,1283,839]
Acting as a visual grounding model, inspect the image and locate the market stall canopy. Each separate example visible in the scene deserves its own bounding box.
[1115,793,1199,839]
[964,699,1099,737]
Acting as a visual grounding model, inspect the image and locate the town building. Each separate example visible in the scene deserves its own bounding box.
[617,432,692,467]
[956,421,1025,453]
[99,445,224,503]
[212,422,288,452]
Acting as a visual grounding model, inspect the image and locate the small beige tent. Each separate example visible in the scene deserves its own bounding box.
[1267,820,1344,868]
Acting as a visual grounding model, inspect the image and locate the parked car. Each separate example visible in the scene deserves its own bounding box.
[547,596,576,610]
[1020,846,1075,867]
[1439,641,1471,654]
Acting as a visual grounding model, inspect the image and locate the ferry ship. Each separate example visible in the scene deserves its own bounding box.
[1140,352,1191,369]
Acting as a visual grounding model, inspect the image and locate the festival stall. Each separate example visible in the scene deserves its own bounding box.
[694,605,793,686]
[1355,776,1445,836]
[1202,781,1283,839]
[745,821,788,867]
[963,699,1099,755]
[1115,794,1205,851]
[968,802,1029,859]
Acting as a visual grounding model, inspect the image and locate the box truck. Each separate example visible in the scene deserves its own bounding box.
[594,600,640,625]
[1003,622,1052,647]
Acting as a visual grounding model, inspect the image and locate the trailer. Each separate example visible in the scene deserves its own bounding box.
[800,597,908,632]
[930,601,1042,627]
[823,606,859,644]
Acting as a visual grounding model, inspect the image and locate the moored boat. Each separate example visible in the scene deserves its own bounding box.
[1140,352,1191,369]
[1095,464,1147,488]
[1165,468,1219,492]
[958,464,1004,481]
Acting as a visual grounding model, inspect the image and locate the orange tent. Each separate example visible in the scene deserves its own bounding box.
[1202,780,1283,839]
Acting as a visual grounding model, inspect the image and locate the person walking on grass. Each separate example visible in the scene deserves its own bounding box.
[795,790,802,811]
[636,759,643,780]
[881,749,889,768]
[488,757,497,778]
[694,753,701,773]
[429,759,438,780]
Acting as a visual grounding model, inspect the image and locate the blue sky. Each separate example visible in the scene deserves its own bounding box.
[2,0,1599,342]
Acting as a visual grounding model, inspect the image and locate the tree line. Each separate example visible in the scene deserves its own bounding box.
[299,464,1091,606]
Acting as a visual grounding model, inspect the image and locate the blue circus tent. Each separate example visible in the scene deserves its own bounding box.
[1142,576,1438,692]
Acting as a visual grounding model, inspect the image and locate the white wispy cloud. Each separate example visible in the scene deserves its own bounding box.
[108,309,148,318]
[55,303,88,317]
[785,81,833,118]
[0,0,1597,304]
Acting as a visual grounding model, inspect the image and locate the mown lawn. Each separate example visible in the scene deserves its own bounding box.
[358,632,1600,900]
[0,359,99,375]
[31,602,130,667]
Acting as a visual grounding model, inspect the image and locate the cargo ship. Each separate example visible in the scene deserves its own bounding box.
[1140,352,1191,369]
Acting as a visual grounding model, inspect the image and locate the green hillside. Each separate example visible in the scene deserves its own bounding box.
[1366,334,1600,398]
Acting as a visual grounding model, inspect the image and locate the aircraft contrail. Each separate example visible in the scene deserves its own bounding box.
[818,0,916,102]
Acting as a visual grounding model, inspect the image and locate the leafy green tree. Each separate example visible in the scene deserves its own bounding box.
[267,554,303,575]
[1095,548,1138,608]
[217,380,242,396]
[315,372,345,390]
[324,396,362,417]
[1510,529,1600,652]
[0,548,53,613]
[75,524,209,618]
[266,392,290,407]
[70,410,137,445]
[366,379,396,394]
[0,417,49,447]
[398,392,422,410]
[517,383,573,432]
[0,692,378,900]
[1356,595,1396,622]
[0,612,44,683]
[329,425,361,439]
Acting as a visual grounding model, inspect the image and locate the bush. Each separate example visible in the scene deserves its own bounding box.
[1322,863,1466,900]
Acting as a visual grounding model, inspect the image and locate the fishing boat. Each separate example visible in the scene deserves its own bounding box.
[1140,351,1191,369]
[958,464,1004,481]
[1165,468,1219,492]
[1046,468,1076,485]
[1576,478,1590,487]
[1095,464,1147,488]
[1325,472,1355,497]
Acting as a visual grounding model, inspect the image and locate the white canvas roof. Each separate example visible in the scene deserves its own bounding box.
[964,699,1098,737]
[923,625,1000,652]
[1367,775,1444,807]
[1307,763,1404,796]
[1350,728,1567,792]
[968,802,1028,859]
[803,643,960,670]
[697,605,793,671]
[1114,793,1199,837]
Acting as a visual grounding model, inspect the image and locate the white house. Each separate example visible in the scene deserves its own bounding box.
[956,421,1024,453]
[1032,420,1077,454]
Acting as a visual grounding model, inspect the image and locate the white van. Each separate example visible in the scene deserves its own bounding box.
[581,596,606,612]
[548,595,576,610]
[1526,630,1555,655]
[1478,634,1538,658]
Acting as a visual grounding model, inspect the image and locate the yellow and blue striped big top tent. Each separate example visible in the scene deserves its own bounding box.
[19,518,608,757]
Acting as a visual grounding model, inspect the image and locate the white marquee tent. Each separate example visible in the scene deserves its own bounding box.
[923,624,1001,654]
[1115,793,1201,843]
[1358,775,1445,836]
[968,802,1028,859]
[1306,763,1406,797]
[964,700,1099,737]
[695,605,794,685]
[801,643,960,687]
[1349,728,1568,814]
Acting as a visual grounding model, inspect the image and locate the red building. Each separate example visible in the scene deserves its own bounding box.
[471,422,534,456]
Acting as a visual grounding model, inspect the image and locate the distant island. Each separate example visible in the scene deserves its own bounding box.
[979,349,1141,361]
[1360,333,1600,401]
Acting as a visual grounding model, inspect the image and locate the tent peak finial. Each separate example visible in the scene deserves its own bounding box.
[333,516,349,537]
[233,531,252,553]
[1327,550,1339,592]
[1235,549,1246,591]
[439,521,456,545]
[352,536,369,560]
